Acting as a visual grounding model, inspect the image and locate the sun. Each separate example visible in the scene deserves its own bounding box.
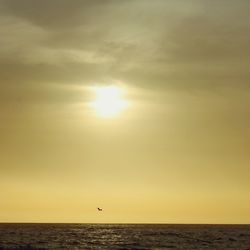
[90,86,129,118]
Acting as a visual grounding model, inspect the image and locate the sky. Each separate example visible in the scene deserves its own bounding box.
[0,0,250,223]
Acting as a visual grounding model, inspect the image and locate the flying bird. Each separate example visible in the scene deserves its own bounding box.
[97,207,103,211]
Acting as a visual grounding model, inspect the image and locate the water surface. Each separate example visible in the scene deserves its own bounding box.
[0,224,249,249]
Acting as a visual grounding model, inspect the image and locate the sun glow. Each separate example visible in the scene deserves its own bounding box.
[91,86,129,118]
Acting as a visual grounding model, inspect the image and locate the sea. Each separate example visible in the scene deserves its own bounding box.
[0,224,249,249]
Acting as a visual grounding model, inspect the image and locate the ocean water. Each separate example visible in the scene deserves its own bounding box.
[0,224,249,249]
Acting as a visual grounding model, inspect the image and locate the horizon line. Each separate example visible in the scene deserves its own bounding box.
[0,222,249,225]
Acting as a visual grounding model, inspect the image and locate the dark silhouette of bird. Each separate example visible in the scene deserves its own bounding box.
[97,207,103,211]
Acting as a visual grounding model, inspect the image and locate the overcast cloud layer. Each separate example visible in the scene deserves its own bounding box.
[1,0,250,91]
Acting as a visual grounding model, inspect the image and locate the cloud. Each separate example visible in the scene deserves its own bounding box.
[0,0,249,94]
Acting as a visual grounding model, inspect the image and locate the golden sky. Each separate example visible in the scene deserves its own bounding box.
[0,0,250,223]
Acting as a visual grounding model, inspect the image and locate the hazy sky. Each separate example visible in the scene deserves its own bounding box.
[0,0,250,223]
